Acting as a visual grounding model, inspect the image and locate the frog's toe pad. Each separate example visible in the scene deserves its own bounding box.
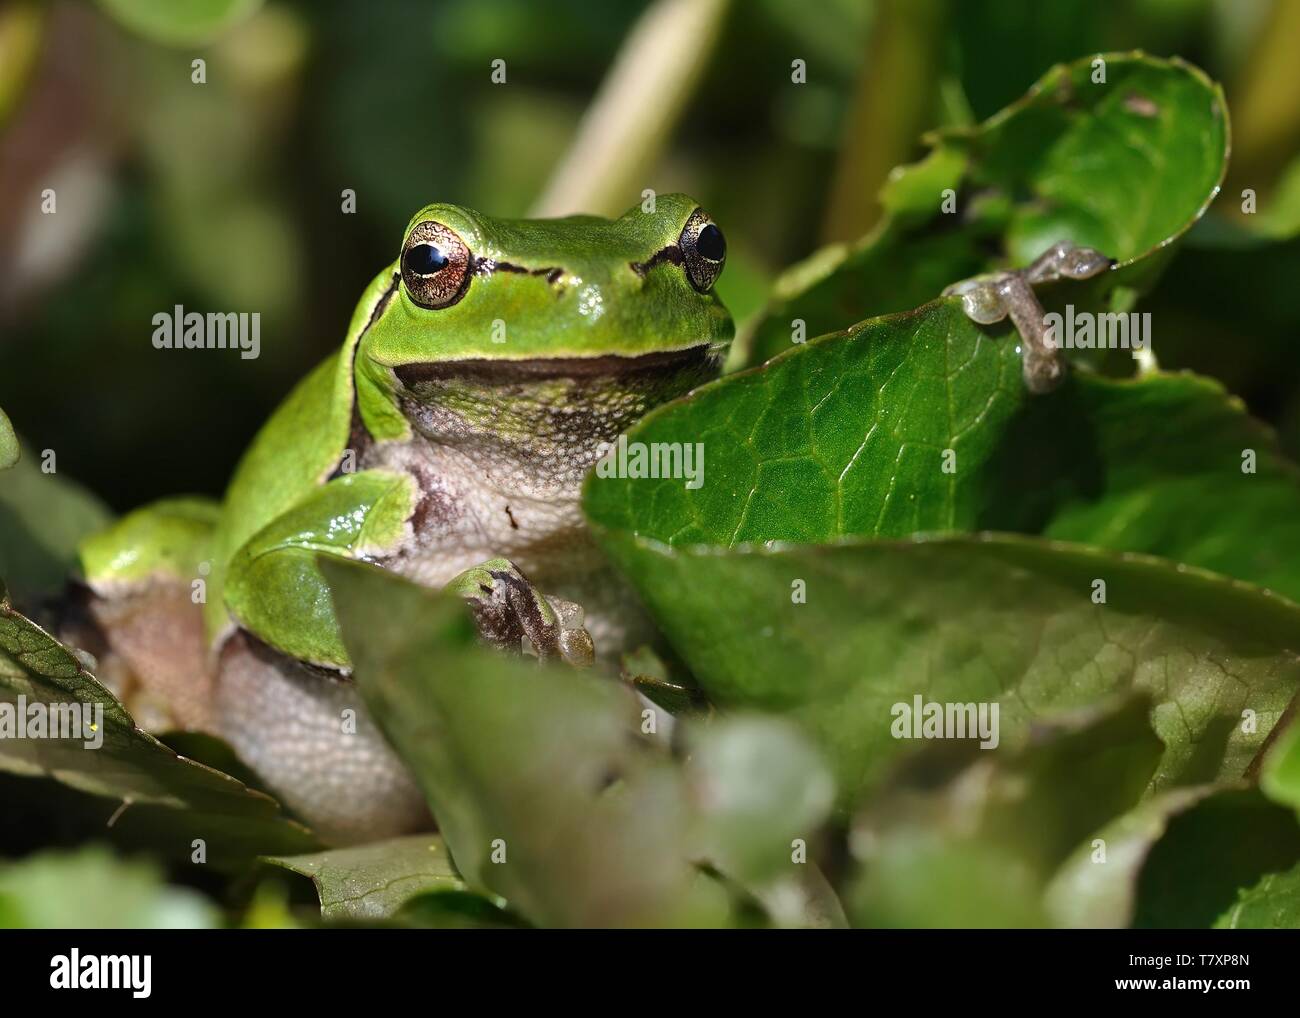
[546,595,595,668]
[451,559,595,666]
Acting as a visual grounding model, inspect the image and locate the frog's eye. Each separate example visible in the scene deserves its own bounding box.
[679,208,726,292]
[401,221,471,309]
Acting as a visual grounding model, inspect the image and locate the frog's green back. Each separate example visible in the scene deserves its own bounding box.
[204,267,397,640]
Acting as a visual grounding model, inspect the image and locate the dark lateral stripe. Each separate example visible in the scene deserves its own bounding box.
[393,344,718,384]
[629,245,685,277]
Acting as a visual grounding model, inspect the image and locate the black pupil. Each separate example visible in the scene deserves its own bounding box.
[696,223,725,261]
[406,243,449,275]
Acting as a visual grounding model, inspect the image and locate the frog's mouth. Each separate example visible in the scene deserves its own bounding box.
[393,343,721,386]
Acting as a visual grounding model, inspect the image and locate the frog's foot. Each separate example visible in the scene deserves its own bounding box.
[1022,241,1113,285]
[943,242,1114,394]
[447,558,595,668]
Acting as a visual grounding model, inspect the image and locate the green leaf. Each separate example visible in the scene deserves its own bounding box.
[94,0,262,46]
[849,698,1161,928]
[684,715,834,887]
[1193,155,1300,246]
[158,729,270,793]
[1261,715,1300,817]
[1214,861,1300,929]
[587,299,1300,602]
[1132,788,1300,928]
[743,52,1227,366]
[1048,778,1300,929]
[0,443,111,604]
[1136,233,1300,440]
[0,586,318,868]
[1260,155,1300,241]
[857,704,1300,929]
[263,835,463,922]
[324,557,727,926]
[1044,784,1222,928]
[0,845,218,929]
[594,299,1027,547]
[583,532,1300,806]
[323,558,836,928]
[395,889,529,929]
[0,408,16,471]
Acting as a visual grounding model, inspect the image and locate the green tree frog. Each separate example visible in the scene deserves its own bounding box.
[72,194,732,843]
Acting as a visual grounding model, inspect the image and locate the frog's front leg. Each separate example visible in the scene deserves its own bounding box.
[943,242,1113,393]
[446,558,595,668]
[213,473,596,842]
[222,471,595,671]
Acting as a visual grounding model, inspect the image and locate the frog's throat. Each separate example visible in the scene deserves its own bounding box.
[379,344,721,462]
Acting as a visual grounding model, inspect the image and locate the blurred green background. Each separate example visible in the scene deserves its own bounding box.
[1,0,1297,512]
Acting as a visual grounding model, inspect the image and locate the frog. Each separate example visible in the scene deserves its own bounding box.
[942,241,1114,392]
[70,194,732,844]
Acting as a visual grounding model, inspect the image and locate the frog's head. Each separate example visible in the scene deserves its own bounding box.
[354,193,734,452]
[362,192,730,363]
